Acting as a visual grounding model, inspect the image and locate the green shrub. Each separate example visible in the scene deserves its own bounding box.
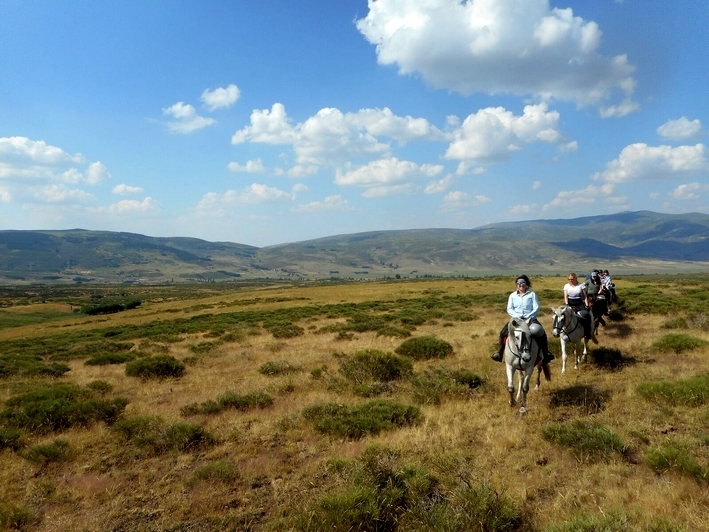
[125,355,185,379]
[266,322,304,339]
[0,503,38,530]
[339,350,413,384]
[22,438,71,464]
[86,380,113,394]
[298,445,523,532]
[258,360,299,376]
[113,415,214,454]
[0,383,128,434]
[542,420,629,462]
[394,336,454,360]
[645,441,708,483]
[545,508,684,532]
[302,400,421,439]
[85,353,135,366]
[652,333,708,354]
[375,326,412,338]
[410,367,483,405]
[181,391,274,416]
[637,374,709,407]
[0,427,24,451]
[661,317,688,330]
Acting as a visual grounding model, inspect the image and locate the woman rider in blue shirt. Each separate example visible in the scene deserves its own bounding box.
[490,274,554,364]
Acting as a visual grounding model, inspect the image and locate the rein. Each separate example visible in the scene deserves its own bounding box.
[554,308,581,339]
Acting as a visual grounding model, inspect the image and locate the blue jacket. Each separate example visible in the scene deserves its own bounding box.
[507,290,540,319]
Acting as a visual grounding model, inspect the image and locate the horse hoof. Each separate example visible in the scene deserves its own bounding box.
[518,408,527,417]
[534,385,540,391]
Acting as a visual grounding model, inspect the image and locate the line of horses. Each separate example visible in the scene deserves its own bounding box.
[504,297,610,416]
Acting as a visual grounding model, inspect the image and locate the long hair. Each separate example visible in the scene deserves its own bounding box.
[516,274,532,288]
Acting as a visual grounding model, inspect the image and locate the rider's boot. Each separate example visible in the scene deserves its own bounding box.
[538,334,555,363]
[490,343,504,362]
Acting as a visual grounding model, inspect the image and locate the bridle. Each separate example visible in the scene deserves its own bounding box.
[552,307,581,340]
[508,322,533,370]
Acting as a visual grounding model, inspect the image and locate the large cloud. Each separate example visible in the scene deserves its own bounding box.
[543,183,627,211]
[445,103,564,162]
[232,104,443,167]
[335,157,443,190]
[592,143,709,183]
[195,183,304,217]
[356,0,636,112]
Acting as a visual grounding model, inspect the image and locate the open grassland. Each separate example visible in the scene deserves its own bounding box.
[1,275,709,531]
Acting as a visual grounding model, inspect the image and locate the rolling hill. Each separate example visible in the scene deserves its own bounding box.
[1,211,708,284]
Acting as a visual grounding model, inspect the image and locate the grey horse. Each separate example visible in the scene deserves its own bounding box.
[504,316,552,415]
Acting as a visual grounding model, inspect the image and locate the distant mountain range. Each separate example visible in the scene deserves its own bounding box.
[1,211,708,284]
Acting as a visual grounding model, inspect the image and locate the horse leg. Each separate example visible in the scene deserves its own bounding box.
[506,363,516,407]
[560,339,568,375]
[582,338,589,363]
[519,368,532,415]
[534,364,541,391]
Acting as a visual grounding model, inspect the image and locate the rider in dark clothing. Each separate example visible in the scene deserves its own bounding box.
[564,272,597,343]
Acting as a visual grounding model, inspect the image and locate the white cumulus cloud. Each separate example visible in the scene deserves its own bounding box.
[30,184,94,203]
[335,157,443,189]
[657,117,704,141]
[445,103,564,163]
[292,194,353,212]
[112,184,144,195]
[91,197,160,215]
[195,183,294,217]
[201,84,241,111]
[163,102,215,134]
[233,104,444,167]
[671,182,709,201]
[543,183,627,211]
[356,0,637,111]
[425,174,454,194]
[228,159,266,173]
[592,143,709,183]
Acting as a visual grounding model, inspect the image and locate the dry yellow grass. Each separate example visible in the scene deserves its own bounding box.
[1,276,709,531]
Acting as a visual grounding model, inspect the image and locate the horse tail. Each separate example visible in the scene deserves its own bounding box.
[542,362,552,382]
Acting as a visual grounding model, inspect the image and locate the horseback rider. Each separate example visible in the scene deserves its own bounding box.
[564,272,597,343]
[585,271,608,327]
[491,274,555,363]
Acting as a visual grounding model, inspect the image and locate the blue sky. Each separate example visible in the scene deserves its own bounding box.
[1,0,707,247]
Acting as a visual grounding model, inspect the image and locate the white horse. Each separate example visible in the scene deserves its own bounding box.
[504,317,551,415]
[550,305,597,374]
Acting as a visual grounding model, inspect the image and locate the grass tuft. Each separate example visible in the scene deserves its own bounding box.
[125,355,186,379]
[339,349,413,384]
[645,441,709,483]
[394,336,454,360]
[302,400,421,439]
[652,333,708,354]
[542,419,629,462]
[637,374,709,407]
[410,367,483,405]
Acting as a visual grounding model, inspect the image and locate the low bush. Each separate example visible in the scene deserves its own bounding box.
[339,350,413,384]
[125,355,185,379]
[0,503,38,530]
[645,441,708,483]
[258,360,300,376]
[0,383,128,434]
[410,367,483,405]
[661,317,688,330]
[0,427,24,451]
[297,445,523,532]
[22,438,71,464]
[394,336,454,360]
[652,333,708,354]
[302,400,421,439]
[85,353,135,366]
[266,322,304,339]
[113,415,214,454]
[181,391,274,416]
[86,380,113,394]
[545,508,684,532]
[542,420,629,462]
[637,374,709,407]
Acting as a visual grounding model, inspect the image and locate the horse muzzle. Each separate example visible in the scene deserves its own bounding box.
[551,328,560,338]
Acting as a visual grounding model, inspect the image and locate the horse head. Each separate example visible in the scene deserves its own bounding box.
[509,318,533,364]
[550,305,573,338]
